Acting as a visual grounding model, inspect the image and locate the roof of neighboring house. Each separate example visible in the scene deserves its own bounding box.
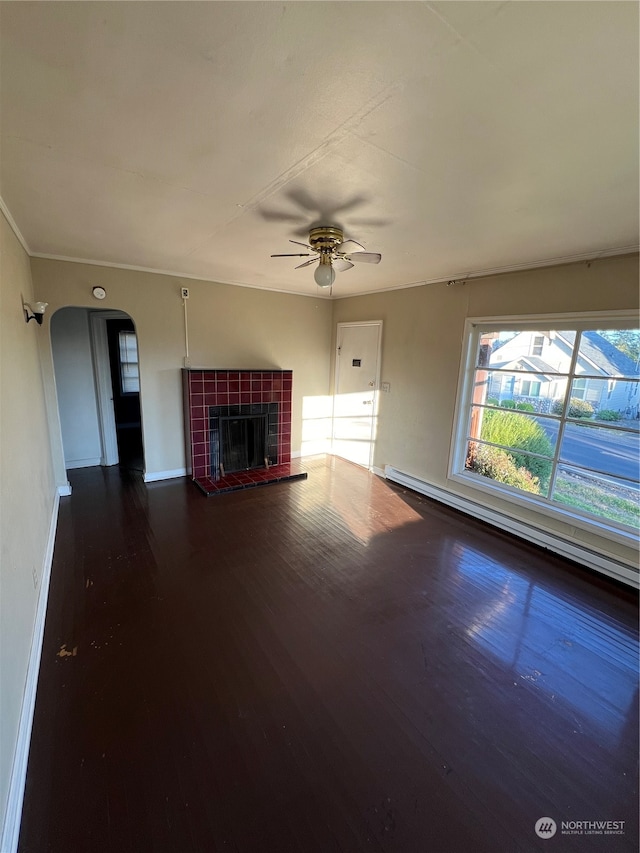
[490,356,557,375]
[491,331,638,377]
[558,331,639,376]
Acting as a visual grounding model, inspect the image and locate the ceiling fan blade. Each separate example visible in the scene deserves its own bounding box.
[271,253,313,257]
[295,258,318,269]
[345,252,382,264]
[332,258,355,272]
[336,240,365,254]
[289,239,313,250]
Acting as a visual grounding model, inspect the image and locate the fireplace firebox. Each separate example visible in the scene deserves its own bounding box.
[221,414,266,473]
[210,402,278,477]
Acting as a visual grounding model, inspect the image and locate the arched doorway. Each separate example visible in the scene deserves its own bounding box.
[51,307,144,473]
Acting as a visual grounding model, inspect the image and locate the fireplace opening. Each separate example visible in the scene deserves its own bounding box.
[209,402,279,480]
[220,414,267,473]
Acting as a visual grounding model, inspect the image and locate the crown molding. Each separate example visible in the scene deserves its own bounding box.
[0,195,31,255]
[334,245,640,299]
[3,188,637,301]
[28,252,333,300]
[32,244,639,302]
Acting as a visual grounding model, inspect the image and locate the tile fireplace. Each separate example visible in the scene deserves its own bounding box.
[182,369,307,495]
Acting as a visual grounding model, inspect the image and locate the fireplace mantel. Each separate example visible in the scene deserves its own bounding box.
[182,369,307,495]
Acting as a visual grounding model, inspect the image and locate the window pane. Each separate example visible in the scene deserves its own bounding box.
[478,370,568,410]
[553,465,640,530]
[563,377,640,427]
[118,330,139,394]
[559,422,640,483]
[473,408,555,456]
[465,441,551,497]
[580,330,640,379]
[470,407,555,489]
[484,330,575,371]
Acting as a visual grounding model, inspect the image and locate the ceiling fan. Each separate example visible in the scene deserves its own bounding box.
[271,226,381,288]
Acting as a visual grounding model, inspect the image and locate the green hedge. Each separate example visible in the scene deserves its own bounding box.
[551,397,594,418]
[480,409,553,487]
[596,409,621,422]
[467,444,541,493]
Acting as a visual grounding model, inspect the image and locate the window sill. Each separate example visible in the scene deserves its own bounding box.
[449,470,638,549]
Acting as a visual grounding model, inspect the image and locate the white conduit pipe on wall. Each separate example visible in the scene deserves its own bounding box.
[181,287,190,366]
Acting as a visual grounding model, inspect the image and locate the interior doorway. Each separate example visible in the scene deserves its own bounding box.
[51,308,144,473]
[104,317,143,470]
[332,321,382,469]
[89,311,143,472]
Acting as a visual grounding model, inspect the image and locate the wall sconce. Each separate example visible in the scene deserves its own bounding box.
[24,301,49,325]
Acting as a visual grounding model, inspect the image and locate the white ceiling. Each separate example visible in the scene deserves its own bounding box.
[1,1,638,298]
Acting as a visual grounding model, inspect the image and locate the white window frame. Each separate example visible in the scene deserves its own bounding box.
[449,310,639,548]
[531,334,545,356]
[118,329,140,395]
[572,377,587,400]
[520,379,541,397]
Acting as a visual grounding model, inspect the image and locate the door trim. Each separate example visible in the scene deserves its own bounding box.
[89,311,127,466]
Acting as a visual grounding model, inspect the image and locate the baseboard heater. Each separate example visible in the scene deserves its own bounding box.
[383,465,638,590]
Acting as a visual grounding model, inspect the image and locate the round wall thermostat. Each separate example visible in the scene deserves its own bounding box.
[92,286,106,300]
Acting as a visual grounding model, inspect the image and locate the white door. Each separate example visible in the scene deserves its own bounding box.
[332,321,382,469]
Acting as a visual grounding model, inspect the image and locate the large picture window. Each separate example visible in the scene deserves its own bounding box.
[451,317,639,538]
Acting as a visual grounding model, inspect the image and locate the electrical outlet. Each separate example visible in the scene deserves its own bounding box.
[382,382,390,393]
[181,287,189,299]
[183,356,192,368]
[32,566,38,589]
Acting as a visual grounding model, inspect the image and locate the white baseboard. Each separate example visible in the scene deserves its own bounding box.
[296,439,332,458]
[143,467,187,483]
[65,457,101,469]
[1,492,60,853]
[384,466,638,589]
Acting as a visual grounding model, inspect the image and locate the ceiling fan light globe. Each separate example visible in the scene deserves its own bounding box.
[314,263,335,288]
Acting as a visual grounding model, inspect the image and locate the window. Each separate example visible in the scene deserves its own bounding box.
[532,334,545,356]
[520,379,541,397]
[572,377,587,400]
[452,320,639,537]
[118,330,140,394]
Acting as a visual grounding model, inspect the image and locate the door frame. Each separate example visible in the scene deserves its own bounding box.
[89,310,130,466]
[333,320,383,470]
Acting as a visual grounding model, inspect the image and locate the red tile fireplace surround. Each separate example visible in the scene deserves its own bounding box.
[182,369,307,495]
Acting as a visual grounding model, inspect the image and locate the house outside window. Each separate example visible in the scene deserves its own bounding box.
[451,317,639,539]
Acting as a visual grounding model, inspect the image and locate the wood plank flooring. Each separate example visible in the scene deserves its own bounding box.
[18,456,638,852]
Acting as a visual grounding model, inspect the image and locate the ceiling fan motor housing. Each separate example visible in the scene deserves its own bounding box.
[308,226,344,253]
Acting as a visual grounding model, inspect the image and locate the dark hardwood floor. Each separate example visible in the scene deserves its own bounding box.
[18,456,638,852]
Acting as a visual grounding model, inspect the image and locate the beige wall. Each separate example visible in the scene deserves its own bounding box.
[0,215,57,833]
[332,253,639,567]
[30,259,334,483]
